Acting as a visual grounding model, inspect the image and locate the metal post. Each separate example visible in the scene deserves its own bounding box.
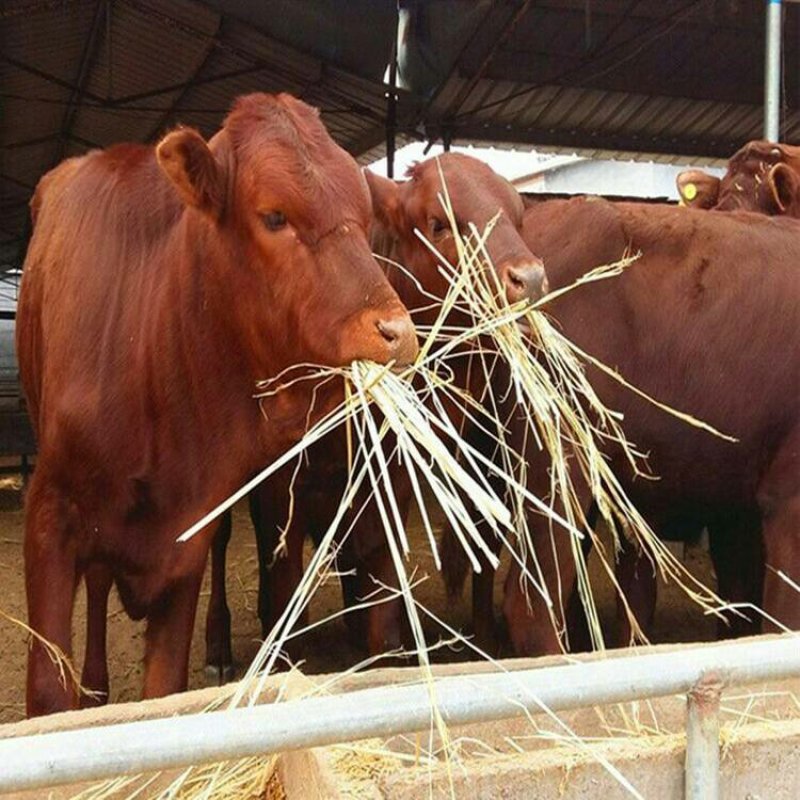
[685,672,723,800]
[764,0,783,141]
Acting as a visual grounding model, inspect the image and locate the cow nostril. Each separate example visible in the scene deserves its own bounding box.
[376,318,400,344]
[375,315,419,365]
[503,263,545,303]
[507,268,526,292]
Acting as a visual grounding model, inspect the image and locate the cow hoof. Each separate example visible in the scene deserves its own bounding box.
[204,663,237,686]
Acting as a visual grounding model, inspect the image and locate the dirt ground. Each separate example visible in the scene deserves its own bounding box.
[0,476,717,725]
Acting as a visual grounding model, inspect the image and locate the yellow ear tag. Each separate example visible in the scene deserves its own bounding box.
[683,182,697,201]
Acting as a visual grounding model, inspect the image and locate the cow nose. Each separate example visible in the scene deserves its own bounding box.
[376,314,419,366]
[501,261,547,305]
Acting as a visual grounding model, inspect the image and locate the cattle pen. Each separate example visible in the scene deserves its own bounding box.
[2,2,800,799]
[0,634,798,799]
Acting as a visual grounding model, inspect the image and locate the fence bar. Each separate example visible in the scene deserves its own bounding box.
[685,672,722,800]
[0,635,798,793]
[764,0,782,141]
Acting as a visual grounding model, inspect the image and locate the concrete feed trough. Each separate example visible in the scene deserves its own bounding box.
[0,637,798,799]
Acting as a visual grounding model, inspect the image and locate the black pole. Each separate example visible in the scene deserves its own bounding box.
[386,34,398,178]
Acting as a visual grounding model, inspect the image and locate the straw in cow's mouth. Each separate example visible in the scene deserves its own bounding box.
[412,170,737,653]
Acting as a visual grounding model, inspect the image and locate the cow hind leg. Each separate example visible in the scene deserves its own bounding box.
[760,496,800,633]
[24,477,80,717]
[204,511,235,684]
[80,563,113,708]
[708,508,763,639]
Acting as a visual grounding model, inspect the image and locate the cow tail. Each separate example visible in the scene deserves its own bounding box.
[440,523,470,599]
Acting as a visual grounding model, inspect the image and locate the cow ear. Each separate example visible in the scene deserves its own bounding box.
[157,128,224,216]
[364,169,404,233]
[768,163,798,212]
[676,170,720,209]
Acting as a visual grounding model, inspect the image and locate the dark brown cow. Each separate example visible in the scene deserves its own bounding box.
[503,197,800,656]
[204,153,548,671]
[18,93,418,717]
[677,141,800,216]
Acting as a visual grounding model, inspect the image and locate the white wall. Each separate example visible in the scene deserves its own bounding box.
[515,159,726,201]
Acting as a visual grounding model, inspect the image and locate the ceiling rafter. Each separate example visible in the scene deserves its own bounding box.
[54,0,109,164]
[143,14,225,142]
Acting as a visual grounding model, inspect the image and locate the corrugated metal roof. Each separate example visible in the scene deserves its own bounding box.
[1,0,798,267]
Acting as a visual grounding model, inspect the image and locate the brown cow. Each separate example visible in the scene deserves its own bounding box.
[615,140,800,646]
[204,153,548,671]
[503,197,800,656]
[677,141,800,216]
[609,142,800,645]
[18,93,418,717]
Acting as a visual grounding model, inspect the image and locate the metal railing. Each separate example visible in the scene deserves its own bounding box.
[0,635,797,797]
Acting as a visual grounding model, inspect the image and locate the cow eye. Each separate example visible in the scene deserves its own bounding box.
[430,217,448,237]
[263,211,287,231]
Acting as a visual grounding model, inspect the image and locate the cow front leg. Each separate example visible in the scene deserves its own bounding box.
[358,541,408,659]
[204,511,235,684]
[24,478,79,717]
[615,535,656,647]
[142,571,204,699]
[80,562,113,708]
[472,549,498,656]
[503,522,580,657]
[758,427,800,633]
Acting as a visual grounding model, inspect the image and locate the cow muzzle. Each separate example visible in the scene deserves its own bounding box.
[500,260,548,305]
[343,304,419,368]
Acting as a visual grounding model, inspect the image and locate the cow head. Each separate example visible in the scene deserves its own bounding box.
[156,93,417,376]
[365,154,547,320]
[677,141,800,217]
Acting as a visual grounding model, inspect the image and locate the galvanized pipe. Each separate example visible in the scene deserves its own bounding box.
[764,0,783,141]
[685,672,723,800]
[0,635,798,793]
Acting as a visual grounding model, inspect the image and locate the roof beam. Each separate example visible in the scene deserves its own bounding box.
[0,55,106,105]
[109,64,266,106]
[439,0,533,121]
[143,15,224,142]
[55,0,108,163]
[0,173,35,192]
[0,133,60,151]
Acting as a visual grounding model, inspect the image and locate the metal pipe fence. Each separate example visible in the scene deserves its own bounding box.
[0,635,797,794]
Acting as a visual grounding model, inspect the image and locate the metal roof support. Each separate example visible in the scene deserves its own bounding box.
[764,0,783,141]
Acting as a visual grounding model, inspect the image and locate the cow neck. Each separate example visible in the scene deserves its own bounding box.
[144,211,267,501]
[162,211,330,502]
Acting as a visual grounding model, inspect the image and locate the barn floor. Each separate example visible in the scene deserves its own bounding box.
[0,477,717,725]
